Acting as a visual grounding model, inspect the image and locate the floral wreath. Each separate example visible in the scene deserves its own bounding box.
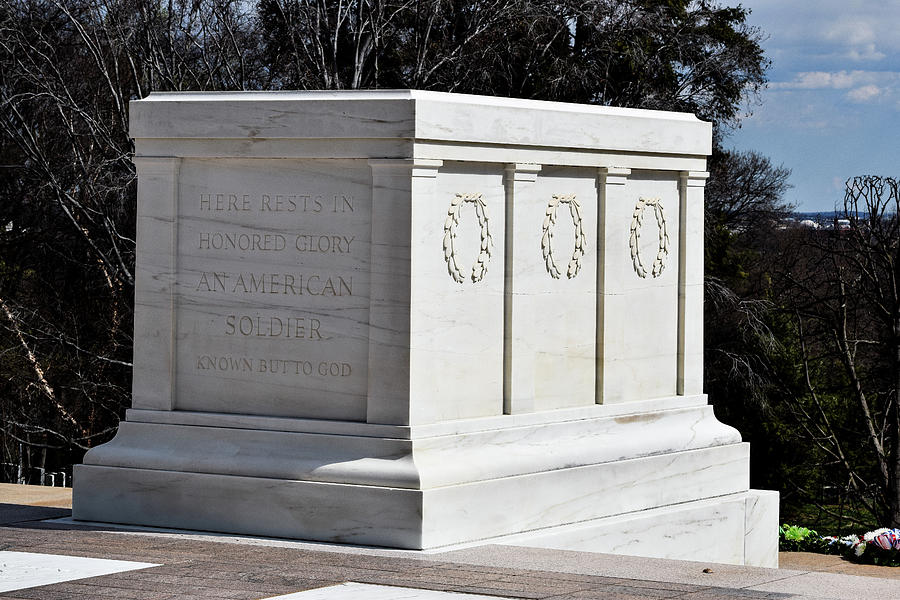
[442,193,493,283]
[629,197,669,278]
[541,194,585,279]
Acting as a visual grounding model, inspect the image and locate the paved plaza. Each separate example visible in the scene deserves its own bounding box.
[0,486,897,600]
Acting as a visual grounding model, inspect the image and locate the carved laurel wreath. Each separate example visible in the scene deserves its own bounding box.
[442,193,493,283]
[541,194,585,279]
[629,197,669,278]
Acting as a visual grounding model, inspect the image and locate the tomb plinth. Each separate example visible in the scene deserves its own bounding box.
[73,90,778,566]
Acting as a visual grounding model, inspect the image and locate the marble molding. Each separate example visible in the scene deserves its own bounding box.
[75,395,755,549]
[74,90,778,566]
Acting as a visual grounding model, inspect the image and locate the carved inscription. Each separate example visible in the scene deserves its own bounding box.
[195,355,351,377]
[199,192,354,213]
[224,314,325,339]
[194,271,352,296]
[195,232,355,257]
[179,188,365,392]
[170,158,374,420]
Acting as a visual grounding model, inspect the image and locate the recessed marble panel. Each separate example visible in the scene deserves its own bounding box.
[409,162,506,423]
[602,170,680,402]
[175,159,371,420]
[513,167,598,411]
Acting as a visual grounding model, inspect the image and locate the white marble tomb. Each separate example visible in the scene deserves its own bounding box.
[72,90,778,566]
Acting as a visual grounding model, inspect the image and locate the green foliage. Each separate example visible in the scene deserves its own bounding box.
[779,524,900,566]
[780,523,816,541]
[778,524,830,553]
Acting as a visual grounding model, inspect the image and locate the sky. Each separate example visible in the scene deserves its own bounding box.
[727,0,900,212]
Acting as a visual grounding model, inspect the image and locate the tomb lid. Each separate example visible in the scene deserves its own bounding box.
[130,90,711,156]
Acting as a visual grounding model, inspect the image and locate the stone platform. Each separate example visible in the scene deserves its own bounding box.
[75,395,777,565]
[0,496,896,600]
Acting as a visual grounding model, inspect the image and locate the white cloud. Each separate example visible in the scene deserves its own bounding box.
[768,71,900,109]
[847,84,882,102]
[770,71,858,90]
[743,1,900,64]
[740,90,841,130]
[817,15,893,61]
[846,44,887,62]
[771,70,900,92]
[822,18,878,48]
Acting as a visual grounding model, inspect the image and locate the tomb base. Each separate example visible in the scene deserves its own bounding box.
[73,395,776,565]
[495,489,779,567]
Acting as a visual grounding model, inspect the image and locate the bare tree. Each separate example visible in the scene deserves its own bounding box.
[704,149,791,409]
[255,0,769,132]
[0,0,262,482]
[0,0,772,484]
[706,150,793,234]
[256,0,530,90]
[776,176,900,527]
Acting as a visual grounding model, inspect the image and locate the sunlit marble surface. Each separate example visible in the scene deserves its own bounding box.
[0,552,157,593]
